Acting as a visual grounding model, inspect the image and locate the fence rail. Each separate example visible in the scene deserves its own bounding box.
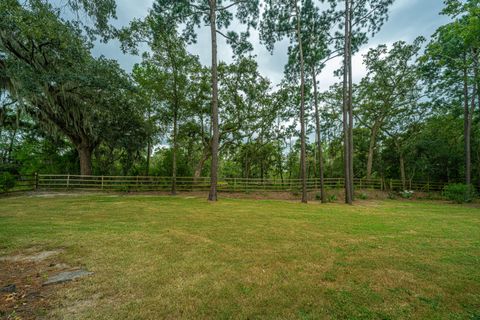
[26,174,447,193]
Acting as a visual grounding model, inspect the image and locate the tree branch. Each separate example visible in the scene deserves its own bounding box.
[216,29,236,43]
[216,0,247,11]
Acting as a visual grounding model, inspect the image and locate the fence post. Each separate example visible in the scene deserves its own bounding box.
[34,172,38,191]
[67,174,70,189]
[389,179,393,191]
[101,176,104,191]
[233,178,236,192]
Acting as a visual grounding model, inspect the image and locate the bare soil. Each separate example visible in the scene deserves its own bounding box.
[0,249,71,319]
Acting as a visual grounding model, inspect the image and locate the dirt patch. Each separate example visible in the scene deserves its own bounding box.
[0,249,63,263]
[129,189,406,202]
[0,249,87,319]
[1,259,54,319]
[55,293,102,318]
[5,189,447,204]
[131,191,324,201]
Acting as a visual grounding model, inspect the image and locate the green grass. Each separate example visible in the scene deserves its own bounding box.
[1,194,479,319]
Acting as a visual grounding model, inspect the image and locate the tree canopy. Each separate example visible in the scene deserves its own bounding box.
[2,0,480,202]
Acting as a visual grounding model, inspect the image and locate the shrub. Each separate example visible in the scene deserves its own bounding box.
[0,172,16,192]
[328,194,337,202]
[387,192,396,200]
[424,192,443,200]
[443,184,476,203]
[400,190,414,199]
[357,192,368,200]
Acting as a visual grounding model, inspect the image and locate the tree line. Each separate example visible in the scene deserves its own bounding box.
[1,0,479,203]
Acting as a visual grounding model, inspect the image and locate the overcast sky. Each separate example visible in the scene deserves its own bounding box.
[92,0,450,90]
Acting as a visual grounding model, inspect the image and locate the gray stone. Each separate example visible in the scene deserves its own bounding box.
[0,284,16,293]
[42,270,93,286]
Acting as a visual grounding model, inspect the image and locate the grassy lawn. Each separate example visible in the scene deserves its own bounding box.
[1,194,479,319]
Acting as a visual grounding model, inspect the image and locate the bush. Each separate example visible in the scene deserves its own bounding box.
[0,172,16,192]
[357,192,368,200]
[328,194,337,202]
[443,184,476,203]
[400,190,414,199]
[424,192,443,200]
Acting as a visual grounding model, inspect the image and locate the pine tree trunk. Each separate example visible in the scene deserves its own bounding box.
[208,0,219,201]
[366,122,380,180]
[294,3,308,203]
[473,49,479,186]
[399,152,406,190]
[469,71,476,187]
[312,68,326,203]
[171,108,178,195]
[145,109,152,176]
[463,64,471,185]
[277,140,284,184]
[343,0,353,204]
[347,4,354,202]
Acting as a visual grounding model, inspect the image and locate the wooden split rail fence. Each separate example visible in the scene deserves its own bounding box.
[19,174,446,193]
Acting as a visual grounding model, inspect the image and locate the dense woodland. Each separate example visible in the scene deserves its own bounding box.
[1,0,479,202]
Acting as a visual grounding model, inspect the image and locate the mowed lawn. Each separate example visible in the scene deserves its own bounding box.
[1,195,479,319]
